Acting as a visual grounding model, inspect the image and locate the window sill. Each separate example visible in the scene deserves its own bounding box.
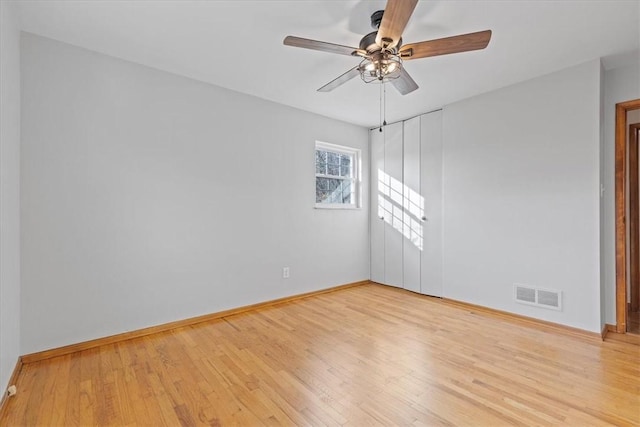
[314,204,361,210]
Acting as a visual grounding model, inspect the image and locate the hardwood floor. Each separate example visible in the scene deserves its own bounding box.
[629,310,640,335]
[2,283,639,426]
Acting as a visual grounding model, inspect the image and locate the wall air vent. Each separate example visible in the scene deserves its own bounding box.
[515,286,536,303]
[514,284,562,311]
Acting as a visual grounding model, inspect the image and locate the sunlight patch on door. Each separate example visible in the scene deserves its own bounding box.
[378,169,424,250]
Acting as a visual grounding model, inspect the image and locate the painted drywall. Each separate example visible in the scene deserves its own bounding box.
[20,33,369,354]
[442,60,602,332]
[603,60,640,325]
[0,1,22,391]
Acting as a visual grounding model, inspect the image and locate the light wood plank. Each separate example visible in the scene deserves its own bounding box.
[2,283,639,426]
[20,281,368,364]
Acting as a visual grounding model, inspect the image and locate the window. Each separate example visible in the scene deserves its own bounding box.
[315,141,360,208]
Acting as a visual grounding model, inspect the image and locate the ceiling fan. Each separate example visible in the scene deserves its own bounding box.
[283,0,492,95]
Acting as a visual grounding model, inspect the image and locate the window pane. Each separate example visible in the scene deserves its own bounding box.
[316,177,328,191]
[315,150,327,174]
[339,154,351,177]
[341,154,351,168]
[327,151,339,165]
[342,180,352,203]
[316,190,328,203]
[316,177,353,204]
[325,152,337,176]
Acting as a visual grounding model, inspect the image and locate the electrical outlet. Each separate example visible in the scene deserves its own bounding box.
[282,267,290,279]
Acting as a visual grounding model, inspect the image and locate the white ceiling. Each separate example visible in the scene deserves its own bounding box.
[14,0,640,128]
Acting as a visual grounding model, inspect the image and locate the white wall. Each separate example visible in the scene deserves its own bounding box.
[20,34,369,354]
[602,60,640,324]
[0,1,22,391]
[442,60,602,332]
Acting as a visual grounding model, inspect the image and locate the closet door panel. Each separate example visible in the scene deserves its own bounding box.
[370,129,385,284]
[420,111,443,297]
[383,122,404,288]
[403,116,421,293]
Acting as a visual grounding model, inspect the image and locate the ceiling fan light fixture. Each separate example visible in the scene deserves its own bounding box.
[284,0,491,96]
[359,52,403,83]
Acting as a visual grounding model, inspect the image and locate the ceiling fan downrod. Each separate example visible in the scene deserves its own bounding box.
[371,10,384,29]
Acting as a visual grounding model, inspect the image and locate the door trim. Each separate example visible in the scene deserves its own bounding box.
[630,124,640,313]
[615,99,640,333]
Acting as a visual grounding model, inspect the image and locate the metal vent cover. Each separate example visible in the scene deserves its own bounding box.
[515,286,536,303]
[537,289,560,308]
[514,284,562,311]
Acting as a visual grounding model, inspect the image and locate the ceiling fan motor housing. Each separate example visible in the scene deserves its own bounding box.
[359,32,379,52]
[366,10,402,52]
[359,31,402,53]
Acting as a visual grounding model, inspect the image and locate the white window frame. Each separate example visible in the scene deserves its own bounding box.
[314,141,361,209]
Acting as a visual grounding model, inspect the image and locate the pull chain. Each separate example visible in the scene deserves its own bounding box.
[379,82,388,132]
[383,83,387,127]
[379,83,383,132]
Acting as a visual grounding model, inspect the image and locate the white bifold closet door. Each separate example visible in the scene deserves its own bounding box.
[402,116,422,293]
[383,122,404,288]
[370,127,385,284]
[369,112,442,296]
[420,110,443,297]
[370,122,404,288]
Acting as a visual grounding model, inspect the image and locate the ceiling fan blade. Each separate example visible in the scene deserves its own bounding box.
[391,68,418,95]
[400,30,492,60]
[375,0,418,50]
[284,36,358,56]
[318,67,361,92]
